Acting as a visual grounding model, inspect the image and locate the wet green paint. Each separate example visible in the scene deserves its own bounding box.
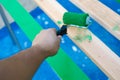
[116,0,120,3]
[57,20,62,25]
[63,12,89,27]
[0,0,89,80]
[73,30,92,42]
[63,12,92,42]
[113,25,120,31]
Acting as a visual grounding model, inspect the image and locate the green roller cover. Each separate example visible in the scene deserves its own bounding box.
[63,12,89,27]
[0,0,90,80]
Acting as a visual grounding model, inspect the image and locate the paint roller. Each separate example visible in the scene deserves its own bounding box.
[57,12,90,36]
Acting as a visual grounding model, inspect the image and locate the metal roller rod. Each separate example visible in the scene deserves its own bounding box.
[0,4,22,50]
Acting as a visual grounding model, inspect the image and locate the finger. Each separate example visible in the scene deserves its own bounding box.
[48,28,56,33]
[58,35,62,39]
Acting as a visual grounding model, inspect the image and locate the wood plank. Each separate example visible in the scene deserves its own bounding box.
[34,0,120,80]
[0,0,89,80]
[70,0,120,40]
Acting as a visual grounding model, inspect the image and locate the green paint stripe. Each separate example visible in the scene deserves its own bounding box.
[47,48,89,80]
[0,0,42,41]
[116,0,120,3]
[0,0,89,79]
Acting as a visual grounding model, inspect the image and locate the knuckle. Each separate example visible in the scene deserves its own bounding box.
[49,28,56,32]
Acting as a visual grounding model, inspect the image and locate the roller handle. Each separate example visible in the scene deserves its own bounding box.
[57,25,67,36]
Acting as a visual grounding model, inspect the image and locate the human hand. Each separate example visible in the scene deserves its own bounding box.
[32,28,61,58]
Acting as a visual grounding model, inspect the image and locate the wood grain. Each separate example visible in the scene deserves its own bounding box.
[34,0,120,79]
[70,0,120,40]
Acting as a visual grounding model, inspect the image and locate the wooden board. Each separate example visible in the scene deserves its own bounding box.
[70,0,120,40]
[34,0,120,80]
[0,0,89,79]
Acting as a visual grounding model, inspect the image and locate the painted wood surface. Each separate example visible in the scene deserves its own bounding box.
[70,0,120,40]
[34,0,120,79]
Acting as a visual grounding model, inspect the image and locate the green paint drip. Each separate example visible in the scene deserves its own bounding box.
[57,20,62,25]
[0,0,89,80]
[73,29,92,42]
[113,25,120,31]
[63,12,89,27]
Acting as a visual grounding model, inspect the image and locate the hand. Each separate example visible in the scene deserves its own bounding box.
[32,28,61,58]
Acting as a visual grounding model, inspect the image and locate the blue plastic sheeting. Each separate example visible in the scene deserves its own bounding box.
[31,7,108,80]
[0,0,120,80]
[0,7,107,80]
[0,22,31,59]
[100,0,120,15]
[32,61,60,80]
[33,0,120,79]
[58,0,120,57]
[0,22,61,80]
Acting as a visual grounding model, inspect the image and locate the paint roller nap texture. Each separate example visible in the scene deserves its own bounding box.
[57,12,90,36]
[62,12,92,42]
[63,12,89,27]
